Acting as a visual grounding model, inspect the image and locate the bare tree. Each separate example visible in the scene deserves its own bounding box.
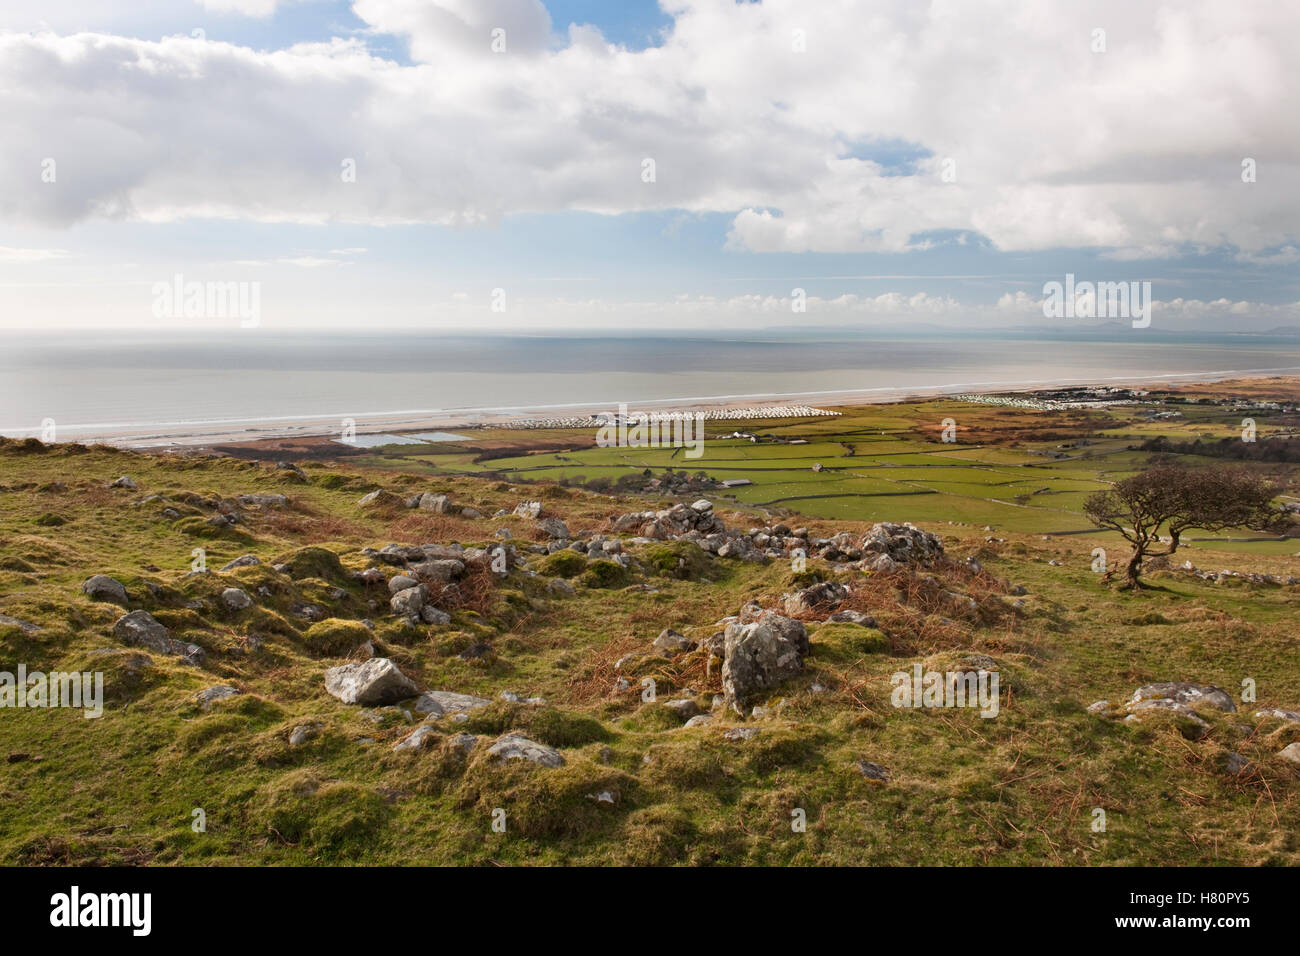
[1083,465,1290,587]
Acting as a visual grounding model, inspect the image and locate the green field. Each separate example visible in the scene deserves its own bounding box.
[355,398,1300,554]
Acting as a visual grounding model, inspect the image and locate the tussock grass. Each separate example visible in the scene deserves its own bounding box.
[0,409,1296,866]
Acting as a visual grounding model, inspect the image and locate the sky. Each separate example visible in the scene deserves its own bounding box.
[0,0,1298,332]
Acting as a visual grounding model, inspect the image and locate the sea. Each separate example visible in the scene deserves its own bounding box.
[3,328,1299,442]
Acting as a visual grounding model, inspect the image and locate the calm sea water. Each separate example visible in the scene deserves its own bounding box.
[2,330,1299,439]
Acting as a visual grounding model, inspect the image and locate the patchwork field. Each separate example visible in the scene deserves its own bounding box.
[340,384,1300,553]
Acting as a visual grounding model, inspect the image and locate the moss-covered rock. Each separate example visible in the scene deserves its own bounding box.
[640,541,714,581]
[809,622,891,662]
[275,546,347,583]
[460,702,612,748]
[621,805,698,865]
[536,550,587,578]
[456,756,633,839]
[302,618,371,656]
[252,769,389,854]
[580,559,632,590]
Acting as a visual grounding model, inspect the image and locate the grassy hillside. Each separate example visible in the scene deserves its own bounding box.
[1,392,1298,866]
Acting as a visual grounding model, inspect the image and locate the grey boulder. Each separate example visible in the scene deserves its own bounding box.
[196,685,240,710]
[220,554,261,571]
[414,690,491,718]
[486,733,564,768]
[324,658,420,706]
[390,584,428,621]
[784,581,849,617]
[82,575,129,607]
[721,611,808,715]
[1127,682,1237,716]
[221,587,252,611]
[113,610,205,665]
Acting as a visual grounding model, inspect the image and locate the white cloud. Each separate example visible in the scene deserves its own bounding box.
[229,255,350,267]
[419,290,1300,332]
[0,0,1296,257]
[0,246,71,262]
[196,0,283,17]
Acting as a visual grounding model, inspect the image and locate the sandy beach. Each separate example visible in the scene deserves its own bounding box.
[68,366,1296,452]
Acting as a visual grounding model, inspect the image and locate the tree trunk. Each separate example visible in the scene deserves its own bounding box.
[1124,549,1143,588]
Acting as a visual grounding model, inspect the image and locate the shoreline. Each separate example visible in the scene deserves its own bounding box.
[14,366,1299,451]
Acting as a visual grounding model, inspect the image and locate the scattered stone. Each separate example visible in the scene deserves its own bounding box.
[421,606,451,626]
[196,685,240,710]
[237,493,288,508]
[409,558,464,584]
[414,690,491,718]
[220,587,252,611]
[447,732,478,755]
[826,609,876,627]
[390,584,428,622]
[722,727,760,741]
[82,575,129,607]
[393,724,440,752]
[537,517,569,540]
[1224,752,1250,776]
[1255,708,1300,723]
[110,476,138,490]
[513,501,543,519]
[860,522,944,565]
[857,760,891,782]
[1086,700,1110,715]
[683,714,714,728]
[458,642,493,662]
[324,658,420,706]
[486,733,564,768]
[418,493,454,514]
[652,628,693,654]
[1127,682,1236,716]
[1279,743,1300,767]
[784,580,849,617]
[388,575,419,594]
[358,489,404,508]
[663,698,700,720]
[0,613,40,634]
[288,725,315,747]
[220,554,261,571]
[292,603,325,622]
[113,610,205,665]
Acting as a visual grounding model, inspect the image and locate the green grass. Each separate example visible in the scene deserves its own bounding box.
[0,392,1297,866]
